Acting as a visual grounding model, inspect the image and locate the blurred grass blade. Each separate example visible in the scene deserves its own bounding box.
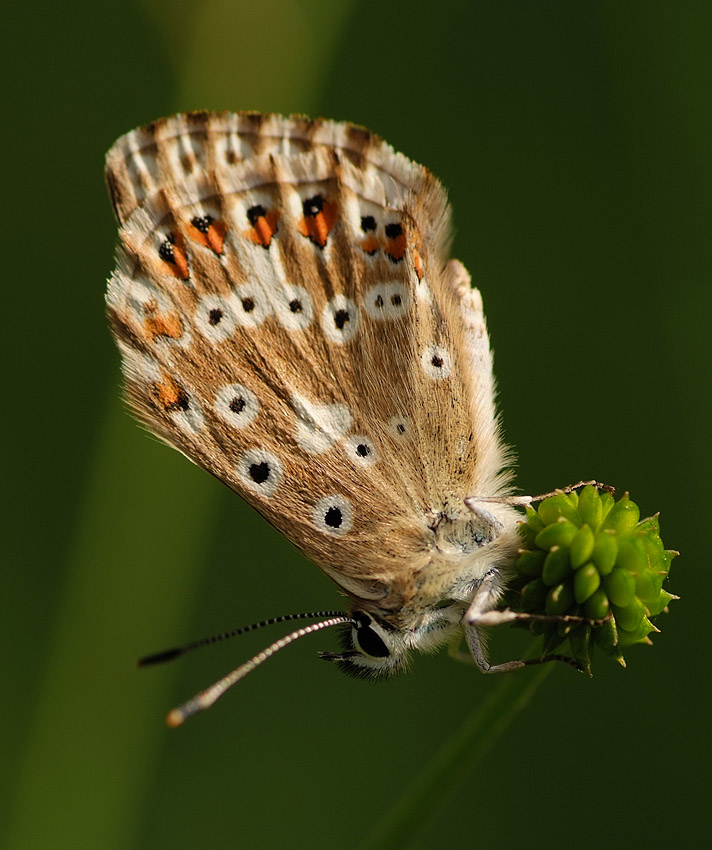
[359,664,553,850]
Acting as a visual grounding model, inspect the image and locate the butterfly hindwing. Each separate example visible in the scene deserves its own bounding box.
[106,111,510,614]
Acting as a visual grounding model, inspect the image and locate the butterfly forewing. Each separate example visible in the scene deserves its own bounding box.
[106,111,510,616]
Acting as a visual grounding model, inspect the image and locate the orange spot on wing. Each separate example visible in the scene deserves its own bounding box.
[172,247,189,279]
[159,232,189,280]
[298,200,337,248]
[153,374,189,412]
[385,233,407,263]
[143,301,183,341]
[413,247,424,280]
[153,375,190,411]
[359,235,380,255]
[244,209,280,248]
[188,219,227,255]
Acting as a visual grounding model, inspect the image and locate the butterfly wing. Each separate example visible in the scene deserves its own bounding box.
[106,112,512,618]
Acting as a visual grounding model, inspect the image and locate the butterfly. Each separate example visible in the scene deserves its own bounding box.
[106,111,547,724]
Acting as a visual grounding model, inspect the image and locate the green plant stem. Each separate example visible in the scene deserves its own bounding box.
[358,663,553,850]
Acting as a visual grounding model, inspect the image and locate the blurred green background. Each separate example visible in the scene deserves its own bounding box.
[4,1,710,848]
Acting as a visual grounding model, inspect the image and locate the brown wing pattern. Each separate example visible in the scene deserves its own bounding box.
[106,112,509,611]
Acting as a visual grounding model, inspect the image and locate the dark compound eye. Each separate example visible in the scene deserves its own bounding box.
[361,215,377,232]
[208,308,223,325]
[353,613,390,658]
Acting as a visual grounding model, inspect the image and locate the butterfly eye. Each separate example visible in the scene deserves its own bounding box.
[352,613,390,658]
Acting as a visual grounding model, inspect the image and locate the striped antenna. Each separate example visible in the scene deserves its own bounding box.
[137,612,353,726]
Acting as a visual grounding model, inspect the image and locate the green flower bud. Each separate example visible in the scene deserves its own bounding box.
[520,578,549,613]
[604,568,636,608]
[542,547,572,586]
[584,588,610,620]
[546,581,575,616]
[570,524,595,568]
[537,493,582,527]
[574,563,601,604]
[516,548,546,577]
[592,531,618,575]
[518,506,545,546]
[599,491,616,524]
[593,618,626,666]
[635,569,664,604]
[509,485,676,673]
[535,519,579,550]
[578,485,603,531]
[616,537,647,575]
[641,526,665,565]
[568,625,592,676]
[618,616,658,648]
[600,493,640,535]
[612,597,646,632]
[646,589,678,617]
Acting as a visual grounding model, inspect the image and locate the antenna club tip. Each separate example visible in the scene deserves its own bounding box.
[166,709,185,728]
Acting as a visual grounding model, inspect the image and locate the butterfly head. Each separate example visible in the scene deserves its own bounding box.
[321,603,466,679]
[320,501,521,679]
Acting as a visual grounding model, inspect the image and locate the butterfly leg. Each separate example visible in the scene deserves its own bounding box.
[462,570,525,673]
[463,572,592,673]
[466,480,613,511]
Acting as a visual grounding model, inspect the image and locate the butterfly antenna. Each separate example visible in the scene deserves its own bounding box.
[165,614,353,727]
[137,610,348,666]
